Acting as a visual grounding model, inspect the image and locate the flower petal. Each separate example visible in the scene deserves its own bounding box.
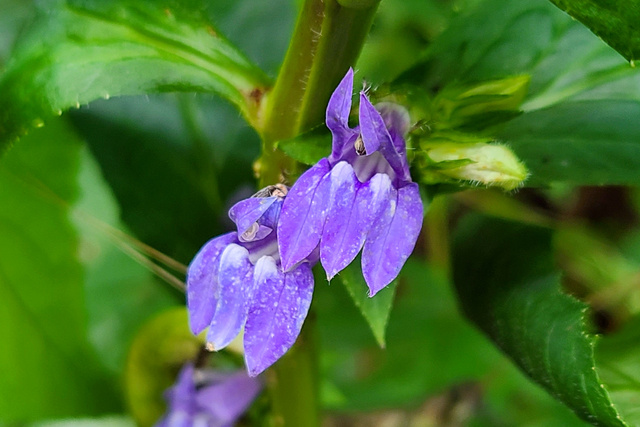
[195,371,262,423]
[359,93,411,185]
[320,165,392,279]
[244,257,314,377]
[186,233,237,335]
[228,196,277,235]
[375,102,411,153]
[278,158,331,271]
[165,363,197,413]
[206,244,254,350]
[362,183,423,296]
[327,69,360,159]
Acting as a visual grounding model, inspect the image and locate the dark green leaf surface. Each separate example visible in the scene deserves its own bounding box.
[318,259,591,425]
[337,258,397,347]
[70,94,259,262]
[453,215,626,426]
[548,0,640,62]
[74,146,179,373]
[403,0,640,187]
[0,120,119,422]
[597,315,640,426]
[499,101,640,186]
[0,0,270,152]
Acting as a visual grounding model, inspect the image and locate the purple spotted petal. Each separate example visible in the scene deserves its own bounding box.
[187,232,237,335]
[362,183,423,296]
[244,257,314,377]
[207,244,254,350]
[278,158,331,271]
[228,197,277,235]
[359,93,411,185]
[321,165,392,279]
[196,371,262,424]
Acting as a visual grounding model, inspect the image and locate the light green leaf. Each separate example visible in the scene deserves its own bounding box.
[0,119,119,422]
[32,416,135,427]
[0,0,270,152]
[337,258,397,347]
[452,215,626,426]
[548,0,640,63]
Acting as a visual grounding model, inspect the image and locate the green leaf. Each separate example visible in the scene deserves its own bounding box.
[499,100,640,186]
[548,0,640,63]
[69,94,259,262]
[32,416,135,427]
[337,258,397,347]
[402,0,636,100]
[401,0,640,187]
[276,125,331,166]
[0,119,119,422]
[597,315,640,426]
[452,215,626,426]
[318,259,592,424]
[0,0,270,152]
[74,144,180,373]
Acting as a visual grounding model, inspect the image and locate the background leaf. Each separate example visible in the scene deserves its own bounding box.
[69,93,260,262]
[402,0,640,187]
[125,308,203,427]
[0,0,270,151]
[547,0,640,62]
[596,315,640,426]
[318,259,591,425]
[73,145,181,373]
[452,215,626,426]
[0,120,119,422]
[498,101,640,186]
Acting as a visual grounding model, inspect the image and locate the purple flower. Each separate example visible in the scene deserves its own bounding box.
[278,68,423,296]
[187,185,315,376]
[156,363,262,427]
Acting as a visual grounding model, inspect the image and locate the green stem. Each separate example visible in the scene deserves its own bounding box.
[254,1,380,425]
[257,0,380,186]
[297,0,379,132]
[266,316,319,427]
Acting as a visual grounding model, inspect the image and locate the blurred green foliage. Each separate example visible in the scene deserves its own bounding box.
[2,0,640,426]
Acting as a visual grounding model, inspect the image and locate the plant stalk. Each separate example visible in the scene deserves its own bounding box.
[255,1,381,425]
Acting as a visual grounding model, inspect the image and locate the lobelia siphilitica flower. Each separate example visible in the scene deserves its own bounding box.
[278,68,423,296]
[187,68,422,377]
[187,184,315,377]
[156,363,262,427]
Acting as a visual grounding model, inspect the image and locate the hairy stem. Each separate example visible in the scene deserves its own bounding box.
[257,0,380,187]
[255,1,380,425]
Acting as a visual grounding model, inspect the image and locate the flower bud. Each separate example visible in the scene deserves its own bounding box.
[421,134,528,190]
